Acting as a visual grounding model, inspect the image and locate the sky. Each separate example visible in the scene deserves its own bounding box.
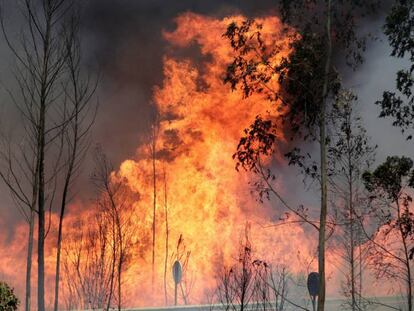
[0,0,412,263]
[0,0,286,227]
[0,2,413,308]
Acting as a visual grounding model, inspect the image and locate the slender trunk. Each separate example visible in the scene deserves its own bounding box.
[180,283,188,305]
[397,198,413,311]
[349,185,356,310]
[118,264,122,311]
[317,2,332,310]
[38,5,52,309]
[117,214,123,311]
[37,93,46,311]
[163,169,169,305]
[54,108,79,311]
[347,118,356,311]
[54,178,73,311]
[26,174,38,311]
[25,209,35,311]
[37,116,46,311]
[405,246,412,311]
[358,243,363,307]
[152,135,157,293]
[54,214,63,311]
[106,215,117,311]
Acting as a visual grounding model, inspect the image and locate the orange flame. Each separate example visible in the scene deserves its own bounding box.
[0,13,338,309]
[111,13,313,306]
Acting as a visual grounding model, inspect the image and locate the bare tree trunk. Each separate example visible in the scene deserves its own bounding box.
[25,209,35,311]
[37,100,46,311]
[151,125,157,293]
[358,243,363,307]
[397,198,413,311]
[349,184,356,311]
[317,1,332,310]
[26,174,39,311]
[163,168,169,305]
[38,3,53,308]
[0,1,77,310]
[54,212,64,311]
[116,212,123,311]
[404,244,412,311]
[54,143,75,310]
[106,217,117,311]
[53,19,97,308]
[347,119,356,311]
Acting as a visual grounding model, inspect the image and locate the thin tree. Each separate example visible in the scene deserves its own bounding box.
[149,117,159,293]
[224,2,380,309]
[53,6,98,311]
[362,156,414,311]
[62,212,114,310]
[328,90,376,310]
[215,225,305,311]
[0,121,38,311]
[377,0,414,140]
[0,1,79,310]
[163,166,170,305]
[92,146,135,311]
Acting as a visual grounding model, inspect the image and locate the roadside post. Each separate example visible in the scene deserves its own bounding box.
[307,272,319,311]
[172,260,182,306]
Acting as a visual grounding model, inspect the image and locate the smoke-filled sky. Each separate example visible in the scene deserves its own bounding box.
[0,0,288,227]
[1,1,411,222]
[0,0,413,300]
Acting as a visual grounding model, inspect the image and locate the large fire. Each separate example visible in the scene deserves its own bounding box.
[111,13,317,306]
[1,13,340,309]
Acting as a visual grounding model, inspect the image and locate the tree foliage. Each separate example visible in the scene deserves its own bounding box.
[328,90,377,181]
[377,0,414,139]
[0,282,19,311]
[328,90,376,310]
[363,156,414,310]
[224,3,380,310]
[363,156,414,199]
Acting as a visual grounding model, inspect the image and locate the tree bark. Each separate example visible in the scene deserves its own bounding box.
[317,1,332,310]
[25,209,35,311]
[37,105,46,311]
[163,169,169,305]
[397,197,413,311]
[152,127,157,293]
[347,111,356,311]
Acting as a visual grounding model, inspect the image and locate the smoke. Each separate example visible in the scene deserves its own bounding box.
[0,0,413,308]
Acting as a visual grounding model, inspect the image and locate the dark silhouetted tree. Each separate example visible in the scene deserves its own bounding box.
[53,7,98,311]
[0,1,88,310]
[363,156,414,311]
[225,2,380,309]
[377,0,414,139]
[92,147,136,311]
[328,90,376,310]
[215,225,306,311]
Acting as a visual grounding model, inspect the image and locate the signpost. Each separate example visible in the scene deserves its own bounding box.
[172,260,182,306]
[307,272,319,311]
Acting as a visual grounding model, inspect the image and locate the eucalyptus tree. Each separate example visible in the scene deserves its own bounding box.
[328,90,376,310]
[224,1,380,309]
[363,156,414,311]
[377,0,414,139]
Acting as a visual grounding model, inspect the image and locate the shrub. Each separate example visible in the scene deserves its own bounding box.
[0,282,19,311]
